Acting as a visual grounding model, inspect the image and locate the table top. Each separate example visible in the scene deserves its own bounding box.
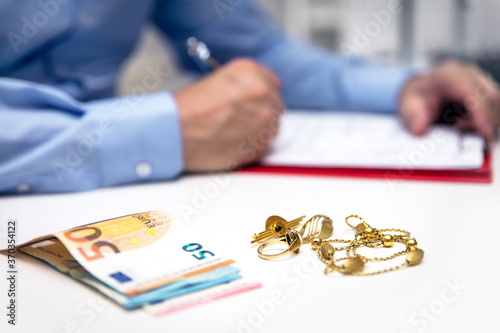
[1,144,499,333]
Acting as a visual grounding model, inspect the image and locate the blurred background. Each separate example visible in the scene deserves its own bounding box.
[119,0,500,96]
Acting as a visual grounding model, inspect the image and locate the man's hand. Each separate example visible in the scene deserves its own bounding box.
[399,60,500,140]
[174,59,284,172]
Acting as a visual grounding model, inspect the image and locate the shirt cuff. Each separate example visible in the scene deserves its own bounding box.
[340,65,417,113]
[85,91,183,187]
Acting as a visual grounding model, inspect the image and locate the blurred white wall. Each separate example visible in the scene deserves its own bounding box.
[119,0,500,95]
[264,0,500,63]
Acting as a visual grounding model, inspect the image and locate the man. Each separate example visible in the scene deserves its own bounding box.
[0,0,498,194]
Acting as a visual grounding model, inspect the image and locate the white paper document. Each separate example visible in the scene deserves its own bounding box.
[262,111,484,170]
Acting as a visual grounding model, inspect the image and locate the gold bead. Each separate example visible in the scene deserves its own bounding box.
[406,248,424,266]
[382,234,394,247]
[406,238,418,250]
[311,237,323,250]
[342,258,365,274]
[320,243,335,259]
[364,227,375,237]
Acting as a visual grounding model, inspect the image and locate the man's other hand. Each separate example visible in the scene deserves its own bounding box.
[174,59,284,172]
[399,60,500,140]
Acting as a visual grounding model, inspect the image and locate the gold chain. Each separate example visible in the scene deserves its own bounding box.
[323,238,351,251]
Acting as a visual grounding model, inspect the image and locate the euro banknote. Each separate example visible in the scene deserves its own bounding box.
[48,210,234,296]
[19,236,241,308]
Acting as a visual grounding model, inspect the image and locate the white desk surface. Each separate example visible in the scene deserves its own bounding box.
[1,144,499,333]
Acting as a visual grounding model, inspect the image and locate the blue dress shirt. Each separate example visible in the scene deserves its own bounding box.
[0,0,413,194]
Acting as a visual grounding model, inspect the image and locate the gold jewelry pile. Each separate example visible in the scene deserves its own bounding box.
[252,214,424,276]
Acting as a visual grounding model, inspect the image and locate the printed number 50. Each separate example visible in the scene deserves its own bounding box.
[182,243,214,260]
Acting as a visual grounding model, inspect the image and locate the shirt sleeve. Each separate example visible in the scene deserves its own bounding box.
[0,78,183,194]
[153,0,415,113]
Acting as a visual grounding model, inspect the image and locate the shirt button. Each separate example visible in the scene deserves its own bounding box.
[17,183,30,194]
[135,162,152,178]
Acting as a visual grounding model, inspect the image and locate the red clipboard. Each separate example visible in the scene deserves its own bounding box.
[241,153,492,183]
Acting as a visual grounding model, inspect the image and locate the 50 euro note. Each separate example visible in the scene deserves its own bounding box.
[19,210,234,297]
[20,237,241,308]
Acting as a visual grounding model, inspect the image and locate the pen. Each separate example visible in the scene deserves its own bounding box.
[186,37,220,73]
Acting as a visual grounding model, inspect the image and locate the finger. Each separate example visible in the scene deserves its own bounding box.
[263,91,284,142]
[434,68,494,139]
[223,58,281,91]
[256,64,282,89]
[456,117,475,131]
[490,92,500,128]
[267,89,285,116]
[463,88,494,139]
[400,88,440,135]
[464,68,500,137]
[479,75,500,128]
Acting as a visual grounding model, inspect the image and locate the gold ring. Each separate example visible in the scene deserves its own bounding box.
[257,229,302,260]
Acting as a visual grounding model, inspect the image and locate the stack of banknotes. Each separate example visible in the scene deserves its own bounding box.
[19,210,260,316]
